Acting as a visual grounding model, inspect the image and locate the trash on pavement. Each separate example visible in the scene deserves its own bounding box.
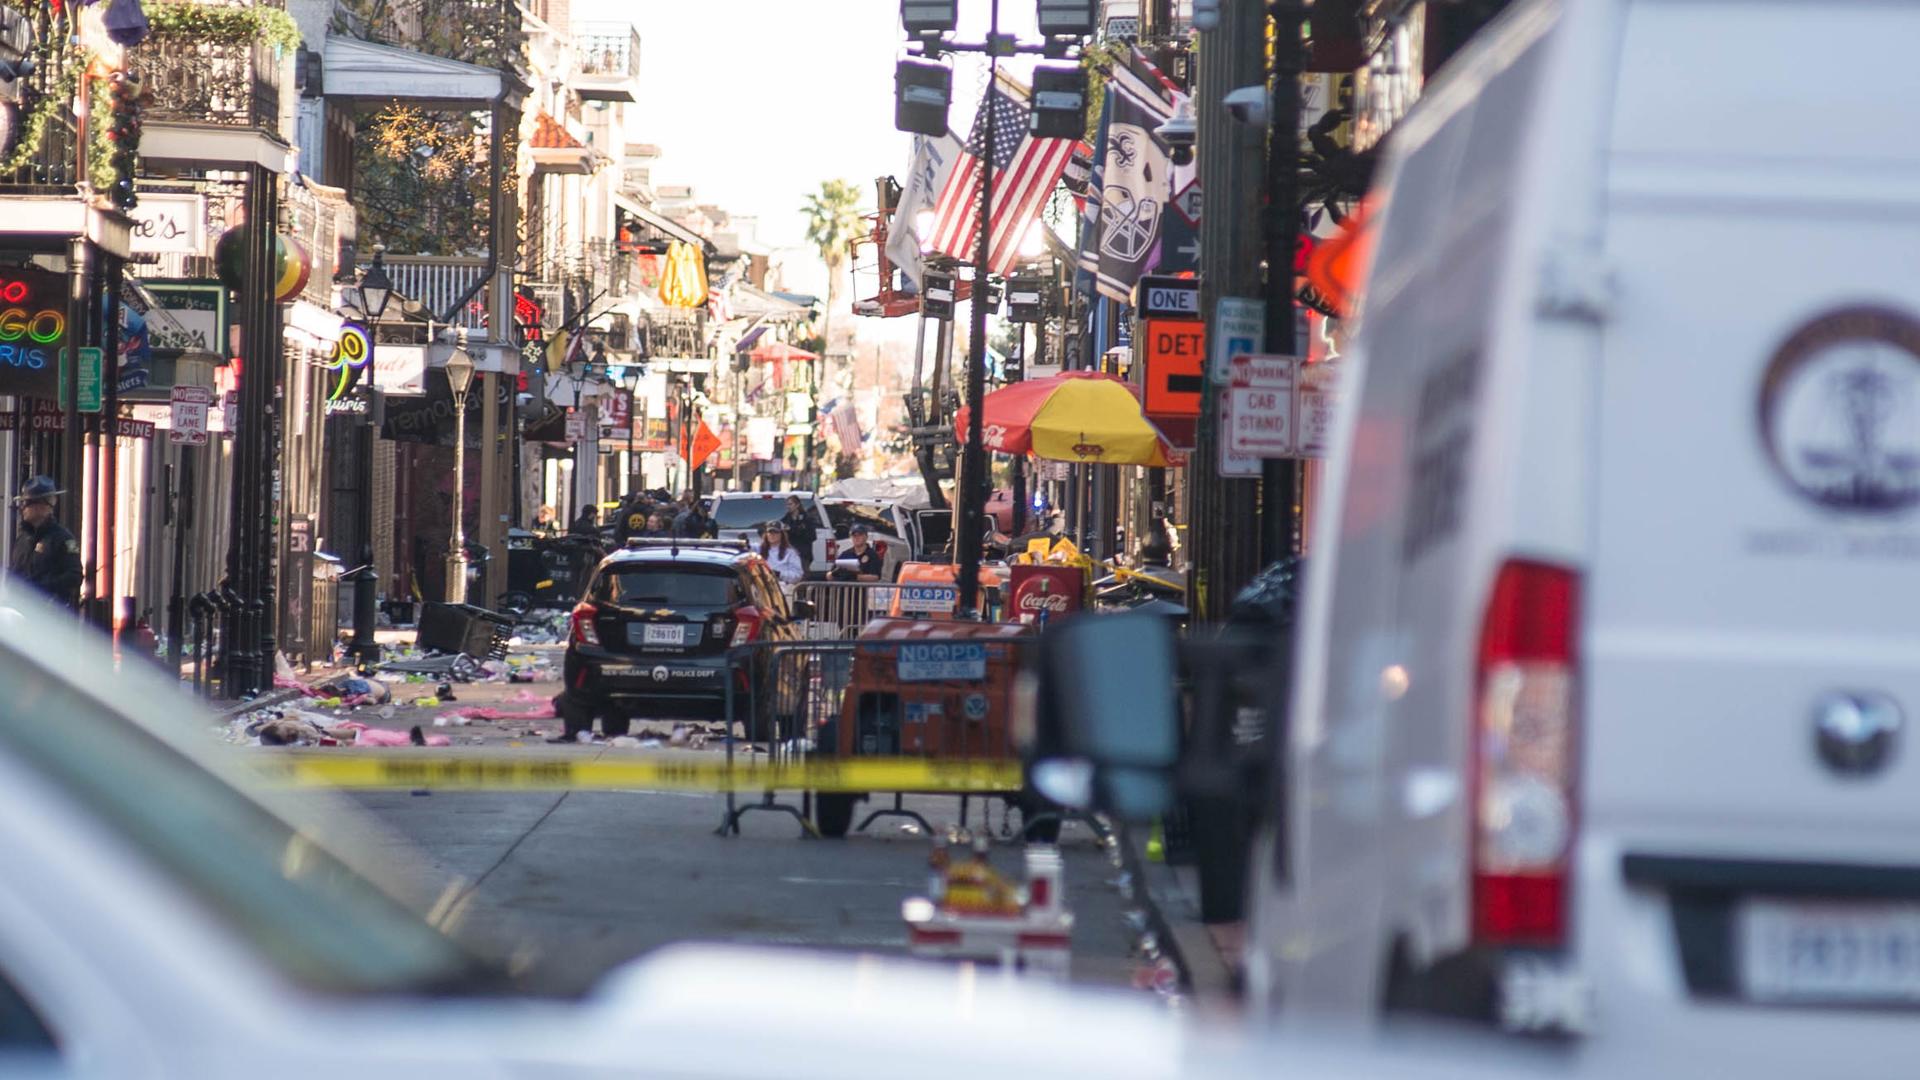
[355,727,452,748]
[459,704,559,721]
[902,835,1073,980]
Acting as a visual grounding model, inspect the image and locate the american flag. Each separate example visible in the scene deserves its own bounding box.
[925,73,1076,275]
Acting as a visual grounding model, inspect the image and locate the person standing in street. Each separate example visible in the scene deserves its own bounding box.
[673,492,716,539]
[780,495,817,569]
[9,476,81,609]
[831,524,885,582]
[569,503,600,538]
[758,521,805,589]
[532,504,559,536]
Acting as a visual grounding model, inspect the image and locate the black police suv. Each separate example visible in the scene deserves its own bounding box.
[557,539,806,736]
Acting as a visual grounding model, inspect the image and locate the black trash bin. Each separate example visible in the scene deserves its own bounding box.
[507,530,602,609]
[1188,558,1304,924]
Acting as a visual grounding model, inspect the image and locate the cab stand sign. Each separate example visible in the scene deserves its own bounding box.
[1223,353,1345,462]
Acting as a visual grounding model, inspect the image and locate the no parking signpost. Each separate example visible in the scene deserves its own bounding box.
[1223,354,1344,460]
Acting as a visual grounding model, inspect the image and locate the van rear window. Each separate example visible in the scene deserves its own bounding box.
[713,495,807,529]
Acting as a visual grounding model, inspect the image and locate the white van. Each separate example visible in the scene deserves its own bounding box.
[1244,0,1920,1062]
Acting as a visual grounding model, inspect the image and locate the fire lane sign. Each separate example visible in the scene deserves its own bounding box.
[169,385,211,446]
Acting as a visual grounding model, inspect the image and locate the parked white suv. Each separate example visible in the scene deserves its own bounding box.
[709,491,838,575]
[1243,0,1920,1068]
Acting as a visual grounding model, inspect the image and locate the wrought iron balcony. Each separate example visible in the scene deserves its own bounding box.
[144,2,284,130]
[362,254,492,331]
[583,238,633,296]
[572,22,639,102]
[642,310,706,360]
[0,7,78,192]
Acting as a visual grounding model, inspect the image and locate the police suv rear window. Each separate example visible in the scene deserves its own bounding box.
[598,568,738,607]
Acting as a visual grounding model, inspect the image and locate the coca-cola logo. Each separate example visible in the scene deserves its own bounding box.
[983,423,1008,449]
[1018,592,1070,612]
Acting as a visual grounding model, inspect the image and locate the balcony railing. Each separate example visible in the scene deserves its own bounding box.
[583,239,633,295]
[574,22,640,80]
[642,310,706,360]
[0,8,77,193]
[365,255,491,331]
[144,3,283,130]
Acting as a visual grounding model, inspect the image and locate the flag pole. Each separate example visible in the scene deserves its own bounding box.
[957,0,999,618]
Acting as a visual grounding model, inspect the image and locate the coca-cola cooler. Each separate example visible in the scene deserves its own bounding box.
[1006,564,1084,626]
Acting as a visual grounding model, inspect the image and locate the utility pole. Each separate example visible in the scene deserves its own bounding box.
[1262,0,1305,563]
[1186,0,1269,621]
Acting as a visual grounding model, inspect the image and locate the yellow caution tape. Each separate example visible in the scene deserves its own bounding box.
[253,755,1025,794]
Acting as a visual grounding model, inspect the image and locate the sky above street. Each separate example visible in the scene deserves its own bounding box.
[573,0,1041,295]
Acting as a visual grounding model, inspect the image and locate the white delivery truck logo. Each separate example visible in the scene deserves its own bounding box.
[1759,306,1920,513]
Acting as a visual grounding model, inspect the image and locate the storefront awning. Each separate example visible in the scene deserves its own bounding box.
[612,192,714,257]
[322,35,523,108]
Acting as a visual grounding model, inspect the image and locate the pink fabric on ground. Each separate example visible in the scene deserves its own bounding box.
[355,728,411,747]
[460,704,558,721]
[354,727,452,748]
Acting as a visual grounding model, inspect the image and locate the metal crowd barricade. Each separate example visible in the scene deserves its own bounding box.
[718,640,857,836]
[788,580,897,640]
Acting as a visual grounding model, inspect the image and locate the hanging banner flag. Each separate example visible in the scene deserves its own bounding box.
[885,130,965,289]
[1092,51,1181,303]
[682,420,723,471]
[658,241,708,309]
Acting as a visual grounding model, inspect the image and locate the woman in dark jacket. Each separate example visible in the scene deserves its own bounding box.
[780,495,818,570]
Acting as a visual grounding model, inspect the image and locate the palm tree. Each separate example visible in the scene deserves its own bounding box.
[799,178,866,361]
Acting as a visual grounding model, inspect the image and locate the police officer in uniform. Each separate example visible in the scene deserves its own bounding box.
[10,476,81,608]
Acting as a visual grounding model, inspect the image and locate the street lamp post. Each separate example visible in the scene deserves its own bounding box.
[443,337,476,605]
[896,0,1093,616]
[347,247,393,665]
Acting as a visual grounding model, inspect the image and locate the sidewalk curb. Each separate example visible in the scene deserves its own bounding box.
[209,687,303,721]
[1122,826,1238,998]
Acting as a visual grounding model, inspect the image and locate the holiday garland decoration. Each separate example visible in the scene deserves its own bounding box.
[143,2,300,53]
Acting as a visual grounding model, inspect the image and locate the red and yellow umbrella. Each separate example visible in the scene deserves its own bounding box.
[955,370,1174,466]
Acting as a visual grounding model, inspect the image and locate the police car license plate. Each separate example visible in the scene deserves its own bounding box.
[635,623,691,647]
[1739,899,1920,1004]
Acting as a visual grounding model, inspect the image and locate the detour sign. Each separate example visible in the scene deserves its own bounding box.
[1141,319,1205,419]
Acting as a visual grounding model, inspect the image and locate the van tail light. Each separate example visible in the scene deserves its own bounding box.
[570,602,601,647]
[1472,560,1579,950]
[825,539,839,562]
[731,605,763,646]
[875,540,888,557]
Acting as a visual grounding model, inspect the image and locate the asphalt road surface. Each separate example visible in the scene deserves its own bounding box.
[323,646,1146,995]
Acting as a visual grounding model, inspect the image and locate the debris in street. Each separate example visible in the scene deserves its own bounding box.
[459,703,559,721]
[609,735,641,748]
[354,727,452,748]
